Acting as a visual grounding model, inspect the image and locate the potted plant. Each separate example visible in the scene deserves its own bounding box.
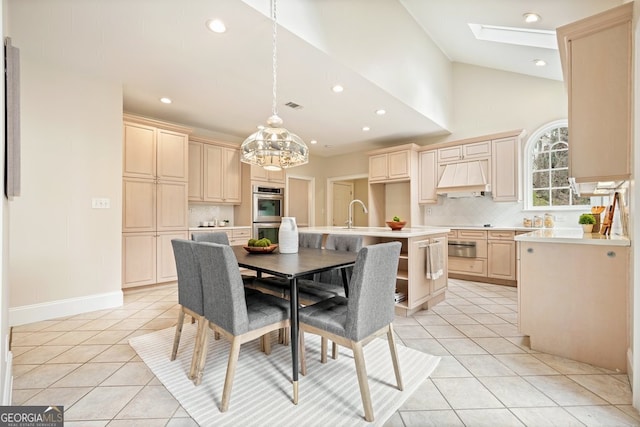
[579,213,596,233]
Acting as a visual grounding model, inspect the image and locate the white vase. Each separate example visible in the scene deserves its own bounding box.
[582,224,594,233]
[278,217,298,253]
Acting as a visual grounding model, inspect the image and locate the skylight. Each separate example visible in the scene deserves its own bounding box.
[468,23,557,50]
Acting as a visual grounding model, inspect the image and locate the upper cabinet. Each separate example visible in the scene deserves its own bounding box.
[491,136,521,202]
[437,140,491,163]
[557,2,632,183]
[189,136,242,204]
[250,165,286,184]
[368,144,418,183]
[418,150,438,204]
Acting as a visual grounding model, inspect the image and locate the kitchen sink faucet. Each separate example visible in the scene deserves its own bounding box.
[347,199,368,229]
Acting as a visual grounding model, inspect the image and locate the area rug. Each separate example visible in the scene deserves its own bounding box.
[129,324,440,426]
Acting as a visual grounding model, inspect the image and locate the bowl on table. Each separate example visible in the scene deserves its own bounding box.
[385,221,406,231]
[243,244,278,254]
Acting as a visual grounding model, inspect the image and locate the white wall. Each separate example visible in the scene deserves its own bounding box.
[1,0,10,404]
[7,54,123,325]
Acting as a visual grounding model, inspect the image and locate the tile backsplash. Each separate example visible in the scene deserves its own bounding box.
[188,204,235,227]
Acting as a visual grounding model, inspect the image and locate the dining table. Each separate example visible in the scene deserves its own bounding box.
[231,245,358,404]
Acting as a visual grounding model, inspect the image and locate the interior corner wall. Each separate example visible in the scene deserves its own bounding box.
[7,56,123,325]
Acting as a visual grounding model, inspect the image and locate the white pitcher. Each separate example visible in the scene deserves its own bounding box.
[278,217,298,254]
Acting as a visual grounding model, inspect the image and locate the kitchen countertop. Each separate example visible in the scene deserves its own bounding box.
[434,225,539,232]
[188,225,250,231]
[299,226,450,238]
[514,228,630,246]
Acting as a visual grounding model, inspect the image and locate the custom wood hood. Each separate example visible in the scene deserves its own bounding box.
[436,160,490,195]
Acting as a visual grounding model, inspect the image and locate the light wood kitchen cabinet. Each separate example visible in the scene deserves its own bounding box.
[189,137,242,204]
[122,114,191,288]
[368,145,417,183]
[557,2,632,183]
[122,230,187,288]
[437,140,491,163]
[491,136,520,202]
[251,165,285,184]
[519,241,629,371]
[418,149,438,204]
[487,230,516,281]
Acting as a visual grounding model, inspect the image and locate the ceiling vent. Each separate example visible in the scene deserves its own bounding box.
[285,101,303,110]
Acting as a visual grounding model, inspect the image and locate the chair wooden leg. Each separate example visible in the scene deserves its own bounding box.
[300,330,307,376]
[263,333,272,355]
[214,331,221,340]
[192,321,210,385]
[191,315,196,324]
[353,342,374,422]
[171,309,185,361]
[279,327,289,346]
[221,337,242,412]
[387,324,404,391]
[332,341,338,360]
[320,337,328,364]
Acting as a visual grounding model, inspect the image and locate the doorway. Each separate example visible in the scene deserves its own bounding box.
[327,174,369,227]
[286,175,315,227]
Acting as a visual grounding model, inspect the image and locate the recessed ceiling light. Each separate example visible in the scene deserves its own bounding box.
[375,109,386,115]
[160,97,172,104]
[332,85,344,93]
[523,13,541,24]
[362,126,370,132]
[324,144,333,148]
[206,19,227,33]
[533,59,547,67]
[310,139,318,144]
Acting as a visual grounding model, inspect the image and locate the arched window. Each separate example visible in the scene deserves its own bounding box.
[524,120,590,210]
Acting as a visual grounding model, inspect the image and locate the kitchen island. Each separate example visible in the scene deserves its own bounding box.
[300,226,450,316]
[515,229,631,372]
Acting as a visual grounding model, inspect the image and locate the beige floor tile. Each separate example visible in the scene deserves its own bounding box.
[48,345,111,364]
[109,317,154,331]
[565,405,640,426]
[41,319,91,332]
[465,297,495,305]
[64,385,142,420]
[479,376,556,407]
[392,316,421,326]
[524,375,608,406]
[156,308,181,319]
[61,421,108,427]
[102,361,155,386]
[430,356,473,378]
[430,305,463,315]
[76,318,123,331]
[166,417,199,427]
[129,308,169,319]
[91,344,137,363]
[531,353,611,375]
[496,312,518,323]
[23,386,92,408]
[422,325,466,339]
[433,377,503,409]
[454,324,499,338]
[107,419,169,426]
[140,317,178,330]
[440,314,478,325]
[13,320,62,332]
[115,385,180,419]
[617,405,640,422]
[12,363,38,378]
[11,331,65,346]
[400,409,464,426]
[53,330,101,346]
[13,345,73,364]
[100,309,141,320]
[414,314,450,326]
[403,339,450,356]
[509,407,585,426]
[567,374,633,405]
[54,362,123,387]
[494,354,560,376]
[11,388,42,405]
[455,355,516,377]
[10,346,36,357]
[83,330,133,345]
[438,338,488,355]
[394,325,432,339]
[12,363,81,389]
[472,337,526,355]
[455,305,490,315]
[400,379,450,410]
[456,408,525,426]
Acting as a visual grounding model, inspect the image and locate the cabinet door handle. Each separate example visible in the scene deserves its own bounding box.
[607,251,616,258]
[527,248,533,253]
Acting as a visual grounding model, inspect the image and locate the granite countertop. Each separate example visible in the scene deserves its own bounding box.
[299,226,450,238]
[514,228,630,247]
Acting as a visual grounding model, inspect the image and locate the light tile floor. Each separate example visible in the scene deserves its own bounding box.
[10,278,640,426]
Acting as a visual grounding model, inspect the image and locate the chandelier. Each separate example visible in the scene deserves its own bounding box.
[240,0,308,171]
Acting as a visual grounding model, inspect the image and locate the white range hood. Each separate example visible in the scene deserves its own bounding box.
[436,161,490,195]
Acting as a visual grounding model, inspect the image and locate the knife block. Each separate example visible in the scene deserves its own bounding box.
[593,214,601,233]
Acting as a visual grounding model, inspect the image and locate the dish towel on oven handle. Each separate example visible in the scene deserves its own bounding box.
[426,241,444,280]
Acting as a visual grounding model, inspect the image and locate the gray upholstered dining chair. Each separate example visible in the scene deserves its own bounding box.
[170,239,205,380]
[191,241,291,412]
[192,231,230,245]
[298,241,403,423]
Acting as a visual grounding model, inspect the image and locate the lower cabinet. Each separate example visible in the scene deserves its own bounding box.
[122,230,187,288]
[487,231,516,281]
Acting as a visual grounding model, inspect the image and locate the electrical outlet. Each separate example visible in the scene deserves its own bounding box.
[92,198,110,209]
[427,208,432,216]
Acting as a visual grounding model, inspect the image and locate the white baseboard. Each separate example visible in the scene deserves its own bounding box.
[9,291,124,326]
[2,351,12,405]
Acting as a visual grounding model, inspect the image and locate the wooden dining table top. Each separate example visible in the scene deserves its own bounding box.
[230,245,357,278]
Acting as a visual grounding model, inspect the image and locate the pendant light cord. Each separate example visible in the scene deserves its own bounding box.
[271,0,278,118]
